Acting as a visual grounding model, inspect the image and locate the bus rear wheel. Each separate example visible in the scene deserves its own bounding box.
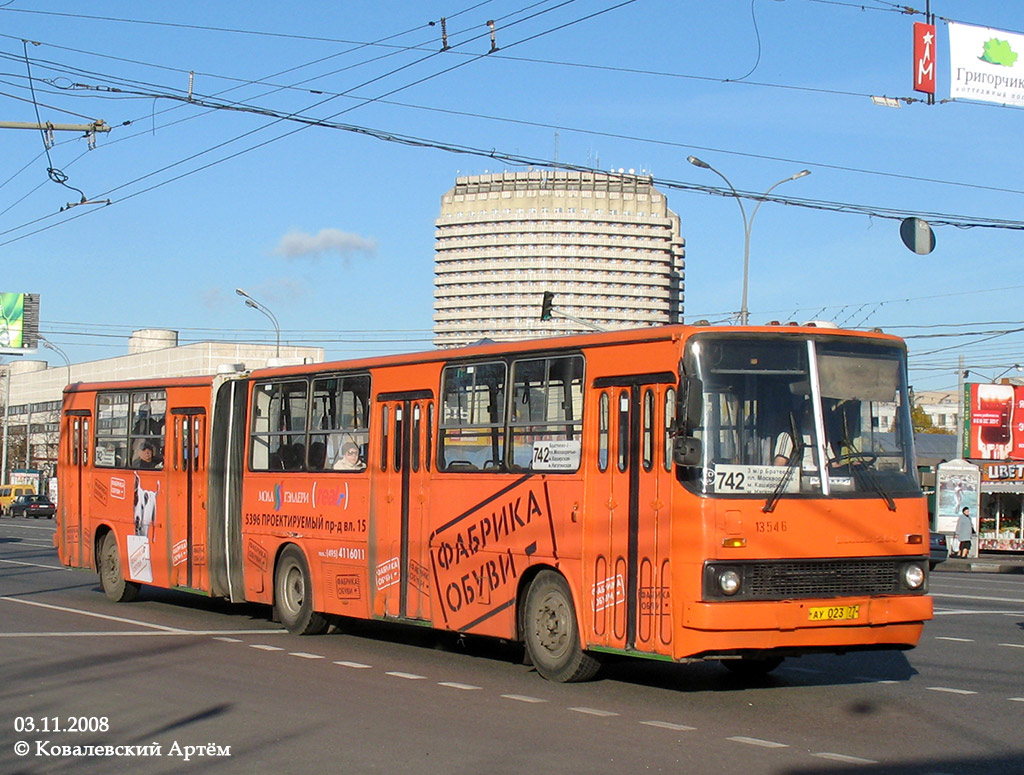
[522,571,599,683]
[99,532,140,603]
[274,546,328,635]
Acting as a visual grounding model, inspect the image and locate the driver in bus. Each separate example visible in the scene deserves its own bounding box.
[774,402,818,469]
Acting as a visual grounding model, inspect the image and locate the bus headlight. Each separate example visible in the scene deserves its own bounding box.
[719,569,742,596]
[901,563,925,590]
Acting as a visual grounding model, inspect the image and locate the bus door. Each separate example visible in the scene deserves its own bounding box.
[61,410,91,568]
[590,373,676,654]
[375,390,434,622]
[169,408,208,591]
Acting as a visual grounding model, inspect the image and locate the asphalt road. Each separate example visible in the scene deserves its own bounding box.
[1,516,1022,775]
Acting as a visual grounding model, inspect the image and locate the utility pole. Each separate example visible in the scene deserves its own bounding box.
[0,120,110,148]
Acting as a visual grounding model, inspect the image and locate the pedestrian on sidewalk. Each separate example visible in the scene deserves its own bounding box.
[955,506,975,558]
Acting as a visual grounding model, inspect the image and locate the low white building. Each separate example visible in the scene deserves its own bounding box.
[2,328,324,482]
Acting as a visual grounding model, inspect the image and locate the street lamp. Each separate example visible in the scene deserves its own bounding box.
[41,338,72,384]
[687,156,810,326]
[962,364,1023,382]
[235,288,281,358]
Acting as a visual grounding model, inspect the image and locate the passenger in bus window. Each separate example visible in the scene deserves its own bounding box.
[134,441,162,469]
[333,442,364,471]
[309,441,327,471]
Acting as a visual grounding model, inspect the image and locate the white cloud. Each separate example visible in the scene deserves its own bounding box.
[273,228,377,262]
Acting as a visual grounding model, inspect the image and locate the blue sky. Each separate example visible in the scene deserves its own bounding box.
[1,0,1021,392]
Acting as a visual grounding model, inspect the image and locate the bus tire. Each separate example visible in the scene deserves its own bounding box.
[274,546,328,635]
[522,570,599,683]
[99,532,140,603]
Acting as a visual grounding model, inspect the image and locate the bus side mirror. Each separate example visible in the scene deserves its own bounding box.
[678,375,702,434]
[673,436,702,467]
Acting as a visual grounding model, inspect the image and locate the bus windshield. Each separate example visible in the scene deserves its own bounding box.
[681,334,920,500]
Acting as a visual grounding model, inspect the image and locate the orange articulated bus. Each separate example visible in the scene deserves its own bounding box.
[56,324,932,681]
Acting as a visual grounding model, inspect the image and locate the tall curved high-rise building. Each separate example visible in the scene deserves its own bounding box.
[434,170,685,347]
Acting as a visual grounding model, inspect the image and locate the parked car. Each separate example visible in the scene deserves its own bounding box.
[8,494,55,519]
[929,530,948,569]
[0,484,36,515]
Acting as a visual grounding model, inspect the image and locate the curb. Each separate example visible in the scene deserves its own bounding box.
[932,559,1024,574]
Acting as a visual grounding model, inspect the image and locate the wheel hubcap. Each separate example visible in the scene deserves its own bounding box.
[537,593,569,655]
[284,566,304,612]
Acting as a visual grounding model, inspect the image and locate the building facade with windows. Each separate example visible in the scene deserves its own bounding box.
[434,170,686,348]
[2,329,323,488]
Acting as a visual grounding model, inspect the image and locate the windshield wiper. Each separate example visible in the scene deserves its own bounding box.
[849,461,897,512]
[763,438,802,513]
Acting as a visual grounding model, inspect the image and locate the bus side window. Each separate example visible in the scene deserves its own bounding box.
[250,380,308,471]
[380,405,389,472]
[438,362,507,472]
[617,391,630,472]
[598,392,610,472]
[664,388,676,472]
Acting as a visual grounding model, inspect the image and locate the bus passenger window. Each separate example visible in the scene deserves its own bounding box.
[412,404,421,472]
[380,405,389,472]
[438,362,506,472]
[426,403,434,472]
[394,406,403,472]
[509,355,584,472]
[598,392,609,472]
[617,391,630,472]
[250,380,308,471]
[664,388,676,472]
[312,374,370,472]
[642,389,654,472]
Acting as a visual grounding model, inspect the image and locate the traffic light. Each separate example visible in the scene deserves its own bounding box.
[540,291,554,321]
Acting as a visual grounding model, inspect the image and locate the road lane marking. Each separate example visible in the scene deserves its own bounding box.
[386,671,426,680]
[813,752,878,764]
[0,558,67,570]
[727,736,788,749]
[501,694,547,703]
[853,677,900,684]
[998,643,1024,649]
[0,630,283,638]
[214,637,242,642]
[250,644,284,651]
[0,595,186,631]
[438,682,481,691]
[335,661,372,669]
[931,592,1024,605]
[289,652,325,659]
[927,687,977,695]
[1009,697,1024,703]
[640,721,696,731]
[570,707,619,717]
[935,636,975,642]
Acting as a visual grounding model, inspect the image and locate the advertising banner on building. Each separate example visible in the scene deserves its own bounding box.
[949,22,1024,106]
[935,459,980,535]
[963,382,1024,459]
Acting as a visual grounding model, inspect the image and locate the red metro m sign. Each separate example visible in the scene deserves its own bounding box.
[914,22,937,94]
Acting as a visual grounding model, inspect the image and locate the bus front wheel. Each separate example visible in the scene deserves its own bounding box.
[274,546,328,635]
[522,571,599,682]
[99,532,140,603]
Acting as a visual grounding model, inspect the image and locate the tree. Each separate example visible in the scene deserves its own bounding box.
[911,403,952,434]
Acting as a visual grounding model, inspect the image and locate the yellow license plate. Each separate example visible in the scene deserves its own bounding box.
[808,605,860,622]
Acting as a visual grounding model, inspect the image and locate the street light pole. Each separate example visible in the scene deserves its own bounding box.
[42,338,72,384]
[235,288,281,359]
[687,156,810,326]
